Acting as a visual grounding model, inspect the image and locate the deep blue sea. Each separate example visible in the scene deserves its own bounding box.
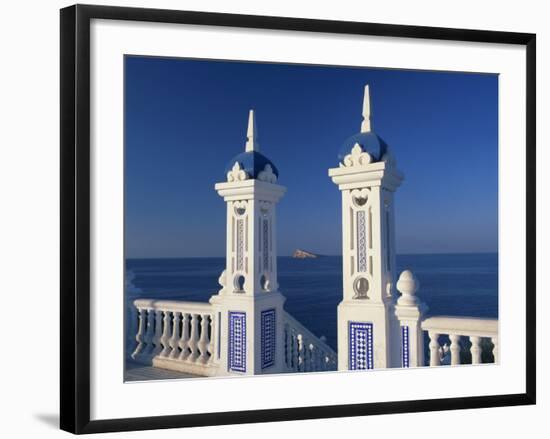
[126,253,498,350]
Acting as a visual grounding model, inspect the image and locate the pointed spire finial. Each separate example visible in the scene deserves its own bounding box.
[245,109,259,152]
[361,85,372,133]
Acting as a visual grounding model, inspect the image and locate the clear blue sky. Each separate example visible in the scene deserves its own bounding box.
[125,56,498,258]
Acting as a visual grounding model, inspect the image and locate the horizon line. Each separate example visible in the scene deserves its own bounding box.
[126,250,498,260]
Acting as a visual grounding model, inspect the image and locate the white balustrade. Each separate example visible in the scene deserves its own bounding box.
[133,299,336,376]
[131,276,497,377]
[421,316,498,366]
[131,299,219,376]
[396,270,498,368]
[283,312,337,372]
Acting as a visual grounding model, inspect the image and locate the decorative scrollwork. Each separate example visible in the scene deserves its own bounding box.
[227,162,249,182]
[233,200,247,216]
[351,188,369,208]
[342,143,372,167]
[257,164,277,183]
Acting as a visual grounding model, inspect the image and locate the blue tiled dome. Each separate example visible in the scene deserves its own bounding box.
[338,131,388,163]
[225,151,279,179]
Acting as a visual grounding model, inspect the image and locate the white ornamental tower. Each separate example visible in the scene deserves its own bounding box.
[210,110,287,375]
[329,86,403,370]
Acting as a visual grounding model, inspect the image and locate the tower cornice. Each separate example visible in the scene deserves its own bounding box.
[328,162,404,191]
[215,179,286,202]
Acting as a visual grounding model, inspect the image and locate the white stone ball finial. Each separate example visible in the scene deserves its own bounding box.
[396,270,419,306]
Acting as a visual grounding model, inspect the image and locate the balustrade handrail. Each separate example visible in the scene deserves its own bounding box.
[283,311,336,356]
[421,316,498,337]
[133,298,212,313]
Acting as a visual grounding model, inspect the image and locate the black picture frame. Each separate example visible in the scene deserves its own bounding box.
[60,4,536,434]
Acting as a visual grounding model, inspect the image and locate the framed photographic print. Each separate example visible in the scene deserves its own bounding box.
[60,4,536,434]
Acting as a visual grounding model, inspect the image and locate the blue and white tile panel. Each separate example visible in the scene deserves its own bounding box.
[228,311,246,372]
[401,325,410,368]
[349,321,374,370]
[261,309,276,369]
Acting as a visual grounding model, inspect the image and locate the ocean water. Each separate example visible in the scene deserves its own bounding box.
[126,253,497,350]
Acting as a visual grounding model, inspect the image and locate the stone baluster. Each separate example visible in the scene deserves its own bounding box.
[144,308,156,356]
[160,311,172,357]
[303,337,309,371]
[428,331,441,366]
[189,313,200,361]
[492,336,499,363]
[303,340,311,372]
[291,330,298,370]
[198,314,211,364]
[208,313,216,362]
[168,311,181,359]
[297,334,304,371]
[287,329,293,370]
[284,324,291,369]
[178,313,191,361]
[152,310,163,356]
[469,336,481,364]
[128,305,139,348]
[395,270,426,367]
[449,334,461,365]
[131,307,146,359]
[299,334,307,372]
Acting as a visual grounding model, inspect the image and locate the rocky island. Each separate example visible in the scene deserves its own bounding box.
[292,249,319,259]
